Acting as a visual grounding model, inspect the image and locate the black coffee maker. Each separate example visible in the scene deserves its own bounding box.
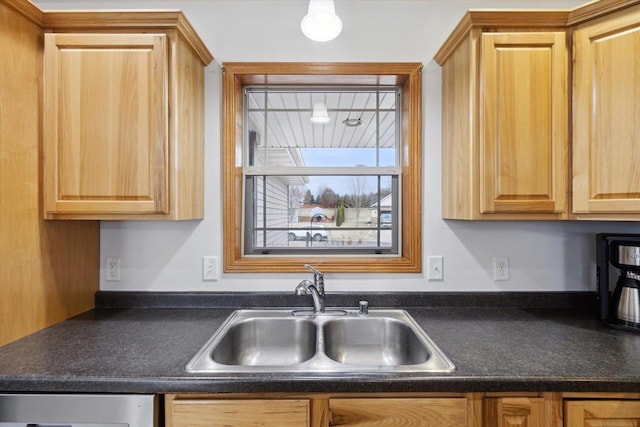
[597,233,640,332]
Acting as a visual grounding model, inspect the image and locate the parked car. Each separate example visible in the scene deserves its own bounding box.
[379,213,392,228]
[288,225,328,242]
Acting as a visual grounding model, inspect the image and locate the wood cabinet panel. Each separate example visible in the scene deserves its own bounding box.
[437,22,570,220]
[565,400,640,427]
[44,33,168,216]
[480,32,568,215]
[329,398,469,427]
[0,0,99,346]
[168,398,310,427]
[484,397,545,427]
[573,5,640,217]
[440,35,474,220]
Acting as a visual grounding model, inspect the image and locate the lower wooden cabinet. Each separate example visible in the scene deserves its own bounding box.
[166,394,475,427]
[565,399,640,427]
[484,396,562,427]
[329,397,469,426]
[166,396,310,427]
[165,393,640,427]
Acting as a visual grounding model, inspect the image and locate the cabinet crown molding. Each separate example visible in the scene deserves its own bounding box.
[1,0,44,25]
[42,10,213,65]
[434,10,570,65]
[434,0,640,65]
[568,0,640,25]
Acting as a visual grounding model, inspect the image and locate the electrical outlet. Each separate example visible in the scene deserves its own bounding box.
[203,256,218,281]
[427,255,444,281]
[493,256,509,281]
[106,257,121,282]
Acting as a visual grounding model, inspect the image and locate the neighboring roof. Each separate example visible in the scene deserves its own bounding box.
[372,193,392,208]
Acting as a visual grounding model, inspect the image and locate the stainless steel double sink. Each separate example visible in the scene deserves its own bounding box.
[186,309,455,374]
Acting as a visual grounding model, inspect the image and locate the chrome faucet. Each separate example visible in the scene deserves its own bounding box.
[294,264,325,313]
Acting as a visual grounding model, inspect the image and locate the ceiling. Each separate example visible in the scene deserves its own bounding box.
[246,88,399,155]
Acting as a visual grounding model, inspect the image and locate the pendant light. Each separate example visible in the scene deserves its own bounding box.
[310,102,330,124]
[301,0,342,42]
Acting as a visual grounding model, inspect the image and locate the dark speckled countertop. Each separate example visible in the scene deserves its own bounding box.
[0,291,639,394]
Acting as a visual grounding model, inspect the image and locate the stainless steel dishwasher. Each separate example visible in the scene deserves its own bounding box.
[0,394,157,427]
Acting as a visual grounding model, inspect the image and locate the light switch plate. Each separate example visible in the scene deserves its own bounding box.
[427,255,443,281]
[203,256,218,281]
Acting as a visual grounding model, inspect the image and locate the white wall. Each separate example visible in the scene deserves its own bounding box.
[36,0,639,293]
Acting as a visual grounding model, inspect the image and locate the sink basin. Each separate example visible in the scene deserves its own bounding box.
[211,318,316,366]
[323,317,429,366]
[186,309,455,375]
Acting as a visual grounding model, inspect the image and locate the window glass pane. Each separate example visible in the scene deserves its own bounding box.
[379,109,397,167]
[379,147,396,167]
[246,175,397,253]
[247,91,265,109]
[378,91,397,109]
[246,87,399,168]
[300,147,377,167]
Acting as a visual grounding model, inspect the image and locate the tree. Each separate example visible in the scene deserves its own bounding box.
[336,199,346,227]
[349,176,370,226]
[288,185,306,222]
[318,187,338,207]
[289,186,305,207]
[303,189,315,205]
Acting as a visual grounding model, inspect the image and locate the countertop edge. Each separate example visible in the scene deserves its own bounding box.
[0,376,635,394]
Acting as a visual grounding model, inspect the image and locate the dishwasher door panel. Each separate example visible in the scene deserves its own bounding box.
[0,394,156,427]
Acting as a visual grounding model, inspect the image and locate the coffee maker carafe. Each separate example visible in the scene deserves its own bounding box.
[597,233,640,331]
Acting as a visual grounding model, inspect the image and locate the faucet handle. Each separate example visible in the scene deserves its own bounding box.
[304,264,322,276]
[304,264,324,294]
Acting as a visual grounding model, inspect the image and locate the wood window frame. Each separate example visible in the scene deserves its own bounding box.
[222,62,422,273]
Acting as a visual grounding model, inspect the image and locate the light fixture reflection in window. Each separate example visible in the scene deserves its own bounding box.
[310,102,330,124]
[301,0,343,42]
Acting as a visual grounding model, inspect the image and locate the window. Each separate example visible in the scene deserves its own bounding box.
[245,85,399,255]
[222,63,422,273]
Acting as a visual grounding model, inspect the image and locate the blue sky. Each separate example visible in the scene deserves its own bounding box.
[301,147,395,196]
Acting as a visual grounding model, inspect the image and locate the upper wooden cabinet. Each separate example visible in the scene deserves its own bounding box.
[435,13,570,220]
[572,4,640,219]
[43,12,212,220]
[436,1,640,221]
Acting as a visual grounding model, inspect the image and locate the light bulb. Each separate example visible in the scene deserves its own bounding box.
[301,0,342,42]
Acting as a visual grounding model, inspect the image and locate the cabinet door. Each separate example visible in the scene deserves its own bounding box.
[44,33,168,216]
[573,6,640,215]
[565,400,640,427]
[329,398,469,427]
[168,398,310,427]
[484,397,545,427]
[480,32,568,215]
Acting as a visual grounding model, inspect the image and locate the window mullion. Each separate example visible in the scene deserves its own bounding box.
[376,90,380,167]
[261,175,267,249]
[244,166,400,176]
